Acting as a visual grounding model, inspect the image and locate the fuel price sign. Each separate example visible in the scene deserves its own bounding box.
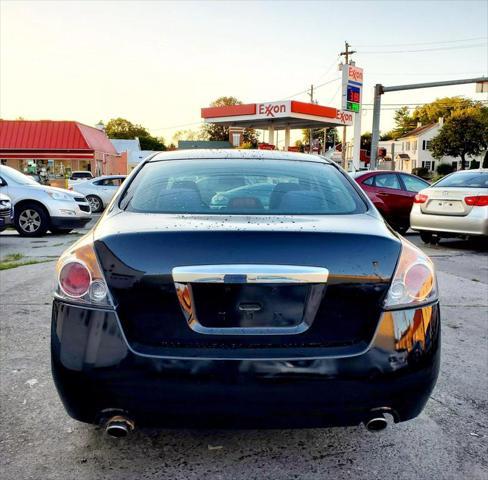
[347,85,361,112]
[342,65,363,113]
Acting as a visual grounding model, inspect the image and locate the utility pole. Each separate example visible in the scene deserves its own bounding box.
[339,41,356,167]
[307,84,314,153]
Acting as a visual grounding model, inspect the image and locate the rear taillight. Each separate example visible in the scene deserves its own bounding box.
[55,234,113,307]
[59,262,91,297]
[384,238,438,309]
[465,195,488,207]
[414,193,428,203]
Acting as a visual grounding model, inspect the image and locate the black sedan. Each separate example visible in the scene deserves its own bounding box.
[51,150,440,437]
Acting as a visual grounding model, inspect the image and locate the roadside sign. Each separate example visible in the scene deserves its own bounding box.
[342,64,363,112]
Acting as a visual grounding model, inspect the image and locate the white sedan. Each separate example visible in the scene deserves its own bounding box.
[72,175,126,213]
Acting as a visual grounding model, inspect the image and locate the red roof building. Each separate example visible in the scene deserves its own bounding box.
[0,120,126,177]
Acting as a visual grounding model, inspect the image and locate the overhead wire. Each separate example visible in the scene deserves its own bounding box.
[355,36,487,48]
[359,43,486,54]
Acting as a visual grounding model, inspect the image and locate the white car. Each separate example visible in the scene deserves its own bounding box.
[67,170,94,188]
[71,175,126,213]
[0,193,13,232]
[410,169,488,242]
[0,165,91,236]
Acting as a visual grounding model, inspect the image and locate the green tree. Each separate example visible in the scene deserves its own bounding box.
[392,106,416,138]
[412,97,480,125]
[380,96,487,141]
[360,132,372,152]
[429,107,488,170]
[172,129,205,144]
[201,97,258,146]
[105,117,166,150]
[380,132,394,141]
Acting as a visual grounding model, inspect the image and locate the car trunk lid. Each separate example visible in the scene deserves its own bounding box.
[420,187,485,216]
[94,212,401,358]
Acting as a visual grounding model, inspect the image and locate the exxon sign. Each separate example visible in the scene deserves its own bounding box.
[257,101,291,118]
[347,65,363,85]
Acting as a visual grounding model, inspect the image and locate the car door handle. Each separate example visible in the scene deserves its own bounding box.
[172,265,329,284]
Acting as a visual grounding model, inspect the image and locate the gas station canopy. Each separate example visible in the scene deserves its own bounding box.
[201,100,354,130]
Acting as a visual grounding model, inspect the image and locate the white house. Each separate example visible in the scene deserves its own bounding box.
[378,119,484,173]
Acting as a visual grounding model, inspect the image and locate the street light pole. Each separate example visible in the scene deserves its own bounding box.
[369,76,487,170]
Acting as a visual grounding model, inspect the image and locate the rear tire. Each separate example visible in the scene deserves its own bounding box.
[419,231,433,244]
[395,224,409,235]
[86,195,103,213]
[15,203,49,237]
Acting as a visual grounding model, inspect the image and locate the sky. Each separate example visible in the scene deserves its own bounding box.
[1,0,487,146]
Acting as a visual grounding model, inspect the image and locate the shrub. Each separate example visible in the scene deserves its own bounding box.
[436,163,454,175]
[469,160,480,169]
[412,167,430,179]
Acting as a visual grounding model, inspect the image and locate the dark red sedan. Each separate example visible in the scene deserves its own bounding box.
[352,171,429,234]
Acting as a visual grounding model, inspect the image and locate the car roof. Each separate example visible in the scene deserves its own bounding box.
[447,168,487,173]
[149,149,332,164]
[92,175,126,180]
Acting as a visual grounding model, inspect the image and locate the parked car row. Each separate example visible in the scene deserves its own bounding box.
[0,167,127,236]
[351,170,430,234]
[70,175,126,212]
[0,165,91,236]
[410,169,488,242]
[352,169,487,242]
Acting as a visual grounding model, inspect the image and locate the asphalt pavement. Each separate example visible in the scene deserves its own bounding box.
[0,219,487,480]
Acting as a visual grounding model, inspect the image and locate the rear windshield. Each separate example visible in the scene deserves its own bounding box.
[121,159,366,215]
[71,172,93,179]
[434,171,488,188]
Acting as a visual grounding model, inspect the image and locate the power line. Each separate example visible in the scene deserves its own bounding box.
[315,55,341,83]
[356,36,488,48]
[359,43,486,54]
[362,100,488,106]
[367,71,485,77]
[283,76,340,100]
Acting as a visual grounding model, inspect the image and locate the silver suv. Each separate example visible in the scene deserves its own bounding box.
[0,165,91,236]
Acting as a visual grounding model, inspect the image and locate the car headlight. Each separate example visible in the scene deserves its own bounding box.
[384,238,438,310]
[47,191,73,201]
[0,200,11,208]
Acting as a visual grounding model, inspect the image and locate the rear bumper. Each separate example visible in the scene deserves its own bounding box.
[410,205,488,236]
[51,300,440,428]
[50,216,91,229]
[0,209,13,228]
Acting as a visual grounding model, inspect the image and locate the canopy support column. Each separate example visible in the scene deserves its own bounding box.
[284,127,290,151]
[268,125,275,146]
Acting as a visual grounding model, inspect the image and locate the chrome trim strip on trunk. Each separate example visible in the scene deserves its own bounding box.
[172,265,329,284]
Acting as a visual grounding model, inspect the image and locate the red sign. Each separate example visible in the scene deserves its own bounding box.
[347,65,363,84]
[336,110,353,124]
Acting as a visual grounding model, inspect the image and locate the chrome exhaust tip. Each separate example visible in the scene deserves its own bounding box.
[365,413,388,432]
[105,415,135,438]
